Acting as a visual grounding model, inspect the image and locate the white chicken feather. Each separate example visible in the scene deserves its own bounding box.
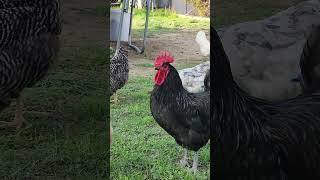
[195,31,210,56]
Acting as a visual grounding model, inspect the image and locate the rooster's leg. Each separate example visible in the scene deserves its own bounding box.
[191,151,199,173]
[179,149,189,167]
[111,92,119,103]
[110,125,113,144]
[114,92,119,103]
[0,97,28,129]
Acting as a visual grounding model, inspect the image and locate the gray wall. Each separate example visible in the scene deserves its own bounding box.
[136,0,198,15]
[136,0,143,8]
[172,0,196,15]
[137,0,170,8]
[155,0,171,8]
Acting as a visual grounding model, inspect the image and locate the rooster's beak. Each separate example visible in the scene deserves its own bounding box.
[155,67,160,70]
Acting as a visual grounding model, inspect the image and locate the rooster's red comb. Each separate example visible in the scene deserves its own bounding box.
[154,51,174,67]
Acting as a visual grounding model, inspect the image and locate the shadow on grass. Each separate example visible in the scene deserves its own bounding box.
[0,43,109,179]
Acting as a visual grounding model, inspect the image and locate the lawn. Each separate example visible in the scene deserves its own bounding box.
[132,9,210,36]
[110,75,210,179]
[0,43,108,179]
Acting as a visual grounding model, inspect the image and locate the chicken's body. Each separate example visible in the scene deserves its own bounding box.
[110,47,129,102]
[204,69,210,92]
[109,47,128,142]
[0,0,61,128]
[195,31,210,56]
[150,56,210,172]
[212,27,320,179]
[299,25,320,94]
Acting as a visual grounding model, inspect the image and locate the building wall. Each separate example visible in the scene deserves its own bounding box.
[136,0,143,8]
[136,0,198,15]
[155,0,171,8]
[136,0,171,8]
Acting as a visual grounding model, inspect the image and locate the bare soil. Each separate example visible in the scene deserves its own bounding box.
[62,0,209,77]
[61,0,106,48]
[112,29,210,76]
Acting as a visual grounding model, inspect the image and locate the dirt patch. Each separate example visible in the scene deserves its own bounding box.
[112,29,210,76]
[61,0,106,48]
[61,1,209,77]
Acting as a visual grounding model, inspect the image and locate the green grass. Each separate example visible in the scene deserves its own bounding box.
[215,0,305,27]
[132,9,210,36]
[0,43,109,179]
[135,63,154,68]
[110,76,210,179]
[174,58,210,70]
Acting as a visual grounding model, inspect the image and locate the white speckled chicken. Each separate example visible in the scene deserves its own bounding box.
[0,0,61,129]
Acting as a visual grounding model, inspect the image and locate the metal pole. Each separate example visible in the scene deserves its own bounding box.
[128,0,150,54]
[115,0,127,55]
[142,0,150,52]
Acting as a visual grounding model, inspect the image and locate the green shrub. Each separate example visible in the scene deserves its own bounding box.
[190,0,210,17]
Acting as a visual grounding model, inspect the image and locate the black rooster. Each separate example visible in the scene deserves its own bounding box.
[150,52,210,172]
[212,26,320,179]
[0,0,61,129]
[110,46,129,102]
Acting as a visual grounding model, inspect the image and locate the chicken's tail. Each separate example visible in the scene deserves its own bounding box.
[299,25,320,93]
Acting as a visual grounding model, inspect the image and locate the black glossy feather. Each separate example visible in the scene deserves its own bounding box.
[212,27,320,180]
[150,64,210,151]
[204,69,210,92]
[300,25,320,94]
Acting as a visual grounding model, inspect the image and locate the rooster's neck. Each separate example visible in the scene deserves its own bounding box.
[211,27,268,149]
[211,28,234,87]
[152,65,187,104]
[156,64,184,92]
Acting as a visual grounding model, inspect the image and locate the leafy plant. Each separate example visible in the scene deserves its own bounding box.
[190,0,210,17]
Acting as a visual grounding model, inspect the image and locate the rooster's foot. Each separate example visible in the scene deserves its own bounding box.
[0,116,28,130]
[179,158,189,167]
[189,151,199,173]
[0,97,28,130]
[188,166,198,174]
[179,149,190,167]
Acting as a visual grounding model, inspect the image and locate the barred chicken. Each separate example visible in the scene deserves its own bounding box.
[150,52,210,172]
[110,46,129,102]
[0,0,61,129]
